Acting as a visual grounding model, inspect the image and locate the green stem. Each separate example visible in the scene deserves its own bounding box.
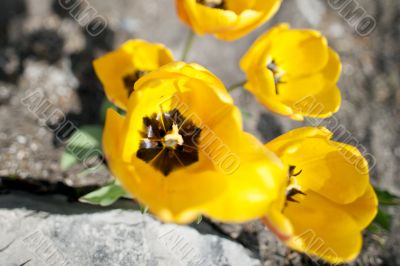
[181,30,196,61]
[227,80,246,91]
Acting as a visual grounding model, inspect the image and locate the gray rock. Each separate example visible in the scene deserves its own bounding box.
[0,192,261,266]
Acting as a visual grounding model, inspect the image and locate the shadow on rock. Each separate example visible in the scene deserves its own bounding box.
[51,18,115,146]
[0,190,138,215]
[0,0,26,46]
[20,29,65,64]
[0,0,26,82]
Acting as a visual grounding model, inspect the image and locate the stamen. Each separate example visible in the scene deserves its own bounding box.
[196,0,226,9]
[289,165,302,178]
[122,70,147,96]
[285,165,306,205]
[267,60,285,95]
[286,188,306,203]
[136,109,201,176]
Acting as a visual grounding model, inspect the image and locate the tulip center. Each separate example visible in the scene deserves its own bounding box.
[286,165,306,204]
[137,108,201,176]
[163,124,184,148]
[123,70,147,96]
[196,0,226,9]
[267,60,285,95]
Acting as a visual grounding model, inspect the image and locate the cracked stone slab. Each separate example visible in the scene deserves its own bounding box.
[0,192,261,266]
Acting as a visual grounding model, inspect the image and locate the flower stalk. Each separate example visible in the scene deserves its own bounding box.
[181,30,195,61]
[227,80,246,92]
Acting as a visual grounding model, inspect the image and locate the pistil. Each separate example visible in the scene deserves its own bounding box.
[267,60,285,95]
[163,124,184,148]
[137,109,201,176]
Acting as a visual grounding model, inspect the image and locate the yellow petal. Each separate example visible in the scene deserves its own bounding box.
[262,179,294,242]
[262,211,293,243]
[123,103,232,223]
[268,127,369,204]
[342,184,378,229]
[214,10,263,41]
[103,61,289,224]
[111,62,286,223]
[215,0,283,40]
[278,48,342,101]
[183,0,238,35]
[176,0,192,26]
[176,0,282,41]
[282,85,341,119]
[297,143,368,204]
[242,40,298,118]
[265,127,377,263]
[93,40,174,110]
[135,62,233,105]
[265,126,332,156]
[268,29,329,77]
[103,108,124,156]
[123,64,237,163]
[225,0,255,14]
[102,108,130,183]
[126,156,228,224]
[240,25,341,120]
[240,23,289,71]
[93,49,133,111]
[203,131,287,222]
[121,40,174,70]
[107,86,231,223]
[323,48,342,83]
[284,191,363,264]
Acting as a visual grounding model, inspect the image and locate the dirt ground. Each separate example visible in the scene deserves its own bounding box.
[0,0,399,265]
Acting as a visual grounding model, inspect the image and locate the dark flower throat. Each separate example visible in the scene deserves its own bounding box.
[123,70,147,96]
[196,0,226,9]
[136,109,201,176]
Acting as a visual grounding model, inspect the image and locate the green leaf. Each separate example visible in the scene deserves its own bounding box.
[241,110,252,120]
[79,182,129,207]
[196,215,203,224]
[60,151,80,171]
[76,164,107,178]
[140,205,149,214]
[66,125,103,150]
[61,125,103,171]
[372,208,392,231]
[367,222,383,234]
[376,189,400,206]
[100,99,114,122]
[100,98,126,122]
[367,188,399,233]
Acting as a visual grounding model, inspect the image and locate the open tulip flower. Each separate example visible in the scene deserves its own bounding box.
[176,0,282,41]
[93,39,175,110]
[263,127,378,264]
[240,24,342,120]
[102,61,287,223]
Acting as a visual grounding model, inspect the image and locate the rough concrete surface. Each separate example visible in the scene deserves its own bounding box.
[0,193,261,266]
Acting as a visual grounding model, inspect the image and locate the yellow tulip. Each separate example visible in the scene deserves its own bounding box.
[263,127,378,263]
[93,39,174,110]
[103,61,287,223]
[176,0,282,41]
[240,24,342,120]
